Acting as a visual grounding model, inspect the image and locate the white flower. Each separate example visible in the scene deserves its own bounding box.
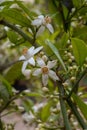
[22,112,35,123]
[32,15,54,36]
[33,58,59,86]
[19,46,43,78]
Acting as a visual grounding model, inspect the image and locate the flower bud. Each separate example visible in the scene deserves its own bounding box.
[70,77,76,82]
[64,51,68,54]
[68,59,72,63]
[69,45,73,49]
[67,39,71,44]
[42,55,48,62]
[71,8,76,13]
[68,66,73,71]
[72,65,78,70]
[40,51,44,56]
[62,82,69,87]
[42,87,49,93]
[67,52,72,57]
[38,123,44,128]
[71,56,74,60]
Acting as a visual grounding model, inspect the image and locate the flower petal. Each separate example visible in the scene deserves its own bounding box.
[27,46,35,56]
[19,55,25,61]
[32,19,41,27]
[49,70,59,81]
[33,46,43,55]
[38,15,44,19]
[28,57,35,66]
[36,58,45,67]
[46,23,54,33]
[33,69,42,76]
[42,74,48,86]
[22,69,31,79]
[32,15,44,27]
[22,61,28,73]
[47,60,57,69]
[36,26,45,37]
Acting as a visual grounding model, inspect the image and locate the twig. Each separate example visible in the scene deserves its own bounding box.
[0,91,21,113]
[67,98,87,129]
[0,60,20,72]
[0,19,37,47]
[57,80,87,129]
[57,81,72,130]
[0,33,7,40]
[68,68,87,98]
[0,110,18,118]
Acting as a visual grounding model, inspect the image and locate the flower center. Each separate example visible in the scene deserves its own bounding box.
[42,66,49,74]
[45,16,51,24]
[22,48,28,55]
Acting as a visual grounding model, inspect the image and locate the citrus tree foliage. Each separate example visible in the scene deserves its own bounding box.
[0,0,87,130]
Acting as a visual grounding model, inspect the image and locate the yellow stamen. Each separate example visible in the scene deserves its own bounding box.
[45,16,51,24]
[22,48,28,55]
[42,66,49,74]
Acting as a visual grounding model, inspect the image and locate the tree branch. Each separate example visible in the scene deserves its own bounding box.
[0,91,21,114]
[68,68,87,98]
[57,81,72,130]
[0,19,37,47]
[67,98,87,129]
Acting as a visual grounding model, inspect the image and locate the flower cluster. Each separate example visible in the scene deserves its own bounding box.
[19,15,58,86]
[19,46,59,86]
[32,15,54,36]
[19,46,43,78]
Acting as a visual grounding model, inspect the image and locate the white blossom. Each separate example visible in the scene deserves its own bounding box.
[33,58,59,86]
[19,46,43,78]
[22,112,35,123]
[32,15,54,36]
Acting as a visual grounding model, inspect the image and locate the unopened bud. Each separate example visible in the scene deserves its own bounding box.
[42,87,49,92]
[67,39,71,44]
[62,82,69,87]
[71,8,76,13]
[69,45,73,49]
[70,77,76,82]
[42,55,48,62]
[68,59,72,63]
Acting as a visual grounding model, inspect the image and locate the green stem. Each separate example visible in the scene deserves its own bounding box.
[67,98,87,129]
[0,118,4,130]
[67,4,86,22]
[0,20,37,47]
[58,1,68,32]
[0,110,18,118]
[0,92,21,113]
[57,82,72,130]
[68,68,87,98]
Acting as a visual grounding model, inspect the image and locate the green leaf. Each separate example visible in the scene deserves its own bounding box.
[7,30,18,44]
[0,85,9,102]
[0,75,12,96]
[72,93,87,119]
[73,26,87,41]
[14,0,33,20]
[5,62,23,84]
[72,0,82,7]
[23,92,43,98]
[62,4,69,19]
[58,32,68,49]
[46,39,67,71]
[41,101,52,122]
[71,38,87,66]
[48,0,62,26]
[23,99,33,113]
[0,1,15,8]
[0,8,31,27]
